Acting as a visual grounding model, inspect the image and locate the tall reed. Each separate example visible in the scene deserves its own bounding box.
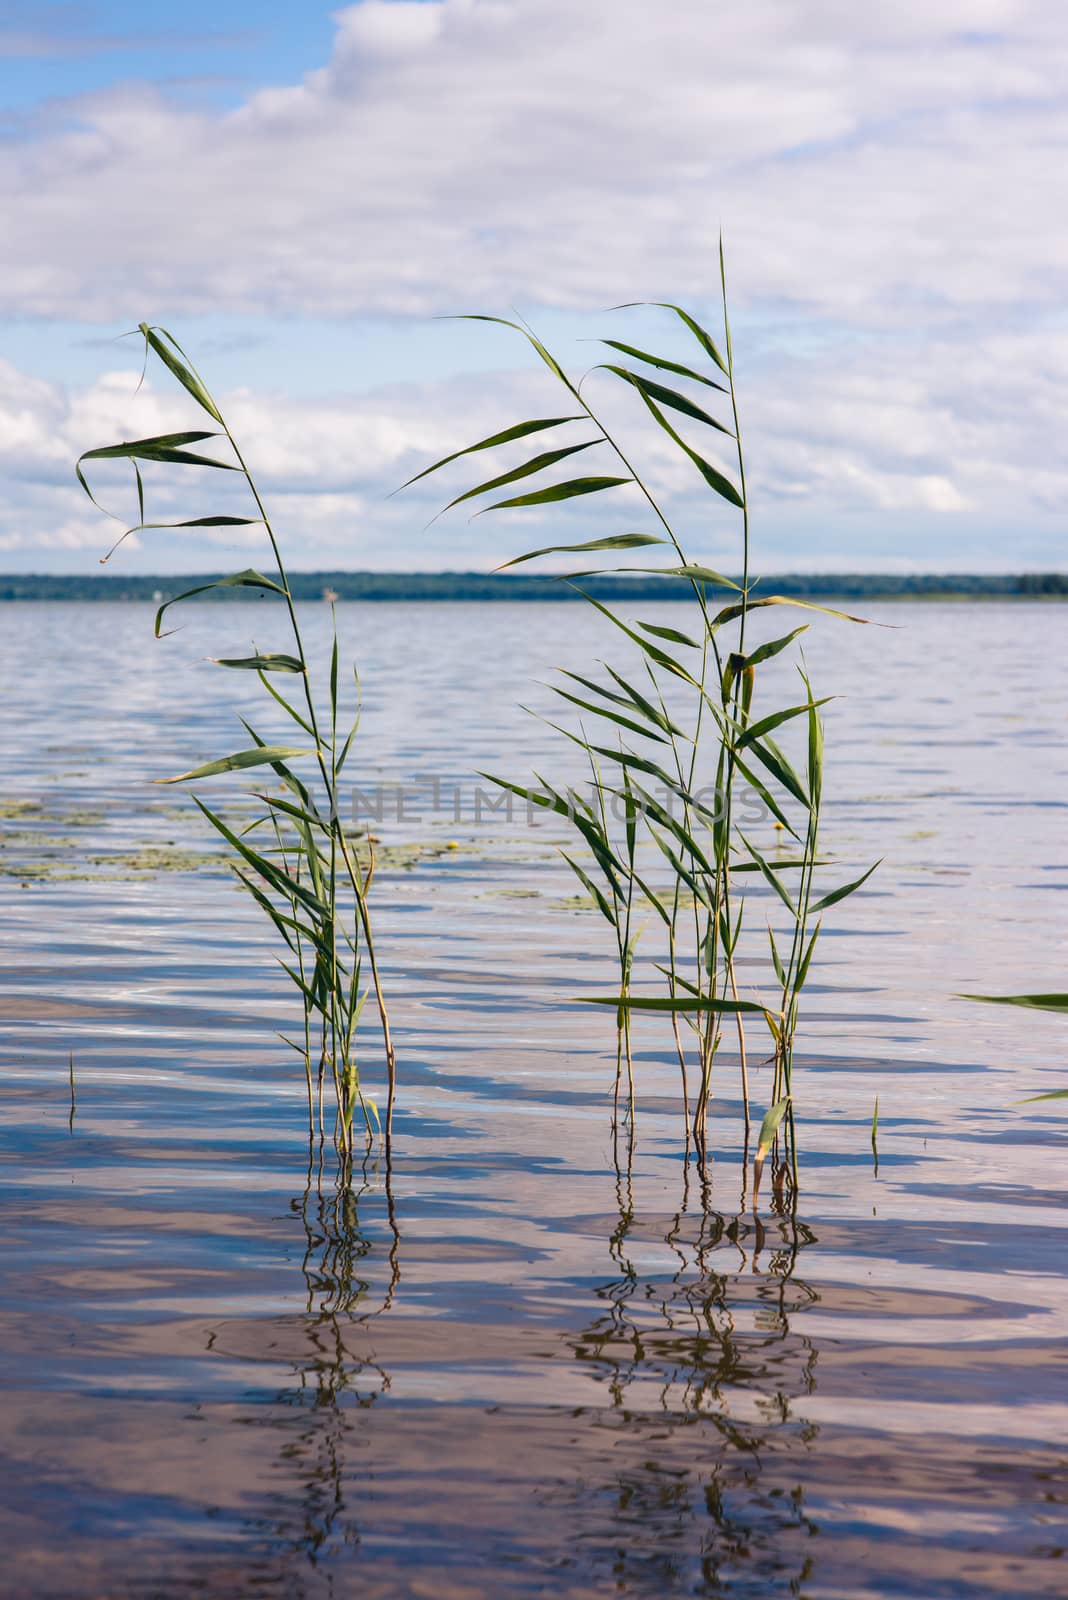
[407,251,877,1176]
[76,325,396,1158]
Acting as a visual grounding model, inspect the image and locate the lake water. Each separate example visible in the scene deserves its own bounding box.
[0,599,1066,1598]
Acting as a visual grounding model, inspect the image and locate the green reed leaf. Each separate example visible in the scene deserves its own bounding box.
[158,745,314,784]
[796,922,821,989]
[734,698,832,752]
[396,416,583,492]
[551,684,670,744]
[233,871,299,955]
[498,532,665,570]
[232,868,330,959]
[733,753,800,836]
[450,315,572,383]
[647,826,714,909]
[740,626,809,669]
[561,852,617,924]
[636,789,716,878]
[154,568,286,636]
[192,798,331,920]
[732,857,817,873]
[622,564,739,588]
[664,564,741,588]
[809,860,881,914]
[768,925,786,986]
[443,440,602,513]
[570,588,697,684]
[737,737,809,811]
[256,791,330,836]
[756,1097,791,1162]
[630,866,672,926]
[713,595,872,627]
[79,436,235,471]
[102,512,264,566]
[603,366,734,434]
[212,653,305,673]
[653,964,702,997]
[651,303,730,374]
[739,831,798,916]
[599,338,727,391]
[478,771,624,896]
[141,324,224,422]
[634,391,744,506]
[579,994,767,1014]
[960,993,1068,1014]
[613,303,729,374]
[603,663,687,737]
[479,476,630,514]
[636,619,700,647]
[255,670,317,739]
[82,429,217,456]
[801,668,824,810]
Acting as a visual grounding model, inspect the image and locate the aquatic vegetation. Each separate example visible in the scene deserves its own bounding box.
[75,327,396,1156]
[961,991,1068,1102]
[962,991,1068,1015]
[410,251,877,1174]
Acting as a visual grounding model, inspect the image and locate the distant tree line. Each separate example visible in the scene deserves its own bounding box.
[0,570,1064,602]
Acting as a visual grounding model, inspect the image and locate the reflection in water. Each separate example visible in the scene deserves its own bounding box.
[553,1156,822,1596]
[237,1149,824,1596]
[241,1152,399,1580]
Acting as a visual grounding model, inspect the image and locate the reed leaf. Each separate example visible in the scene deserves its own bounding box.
[498,532,665,569]
[442,440,603,512]
[158,746,314,784]
[755,1097,791,1163]
[599,338,726,390]
[479,475,630,514]
[713,595,871,627]
[602,365,734,435]
[636,619,700,647]
[634,391,743,506]
[154,569,286,636]
[961,993,1068,1014]
[734,698,832,752]
[739,832,799,916]
[212,653,305,674]
[139,324,225,422]
[580,995,767,1014]
[397,416,582,492]
[809,860,881,914]
[740,626,809,669]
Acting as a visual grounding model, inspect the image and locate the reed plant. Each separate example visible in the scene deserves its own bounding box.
[408,250,877,1177]
[76,325,396,1158]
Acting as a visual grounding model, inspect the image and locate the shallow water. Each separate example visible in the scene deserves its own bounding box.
[1,599,1066,1598]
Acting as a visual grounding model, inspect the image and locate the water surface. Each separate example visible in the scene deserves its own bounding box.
[1,600,1066,1597]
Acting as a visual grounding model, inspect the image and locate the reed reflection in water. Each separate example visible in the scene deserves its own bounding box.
[230,1151,823,1597]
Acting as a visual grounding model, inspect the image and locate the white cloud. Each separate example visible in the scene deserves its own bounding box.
[1,317,1066,570]
[1,0,1063,324]
[0,1,1064,569]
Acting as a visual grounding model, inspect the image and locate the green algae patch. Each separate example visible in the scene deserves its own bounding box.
[354,838,476,874]
[0,801,44,821]
[87,845,225,876]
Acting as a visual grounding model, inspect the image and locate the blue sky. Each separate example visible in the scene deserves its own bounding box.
[1,0,1064,573]
[0,2,336,112]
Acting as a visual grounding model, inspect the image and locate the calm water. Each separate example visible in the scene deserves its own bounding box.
[1,599,1066,1599]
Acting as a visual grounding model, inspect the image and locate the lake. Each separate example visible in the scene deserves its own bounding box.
[1,598,1066,1598]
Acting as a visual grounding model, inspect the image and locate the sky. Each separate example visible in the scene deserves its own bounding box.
[0,0,1065,575]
